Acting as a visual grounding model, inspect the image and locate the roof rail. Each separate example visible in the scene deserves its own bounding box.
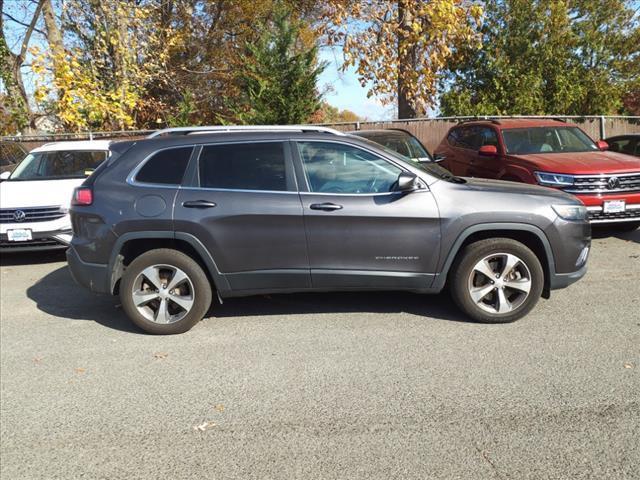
[456,117,501,126]
[147,125,346,138]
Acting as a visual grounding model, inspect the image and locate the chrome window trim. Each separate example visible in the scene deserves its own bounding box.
[127,145,196,189]
[179,186,298,195]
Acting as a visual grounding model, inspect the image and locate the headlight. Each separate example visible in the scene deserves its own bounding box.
[534,172,575,186]
[552,204,588,221]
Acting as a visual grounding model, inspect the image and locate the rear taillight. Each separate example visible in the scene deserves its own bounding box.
[72,187,93,206]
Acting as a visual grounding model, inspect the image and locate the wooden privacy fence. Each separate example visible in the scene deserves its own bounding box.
[2,116,639,153]
[322,116,640,153]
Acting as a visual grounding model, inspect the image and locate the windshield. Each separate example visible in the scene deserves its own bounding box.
[362,133,432,161]
[8,150,108,181]
[502,127,598,154]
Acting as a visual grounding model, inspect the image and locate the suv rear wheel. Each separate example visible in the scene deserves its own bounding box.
[120,249,212,334]
[450,239,544,323]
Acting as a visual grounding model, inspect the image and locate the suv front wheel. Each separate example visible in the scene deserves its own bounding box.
[120,249,212,334]
[450,239,544,323]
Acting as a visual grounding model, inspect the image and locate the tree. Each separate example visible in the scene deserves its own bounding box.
[0,0,45,133]
[231,2,326,125]
[324,0,483,119]
[440,0,640,116]
[311,102,363,123]
[31,0,173,131]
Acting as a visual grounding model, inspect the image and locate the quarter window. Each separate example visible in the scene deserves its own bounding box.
[136,147,193,185]
[199,142,287,191]
[297,142,402,194]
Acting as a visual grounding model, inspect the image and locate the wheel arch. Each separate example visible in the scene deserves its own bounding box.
[433,223,556,298]
[108,231,230,295]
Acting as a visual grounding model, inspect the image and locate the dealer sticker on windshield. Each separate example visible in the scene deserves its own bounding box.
[603,200,626,214]
[7,229,32,242]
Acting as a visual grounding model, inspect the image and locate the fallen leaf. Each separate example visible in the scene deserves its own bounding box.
[75,368,86,374]
[33,357,43,364]
[623,363,634,369]
[214,404,225,412]
[193,421,216,431]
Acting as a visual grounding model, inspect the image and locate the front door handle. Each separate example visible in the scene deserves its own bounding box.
[182,200,217,209]
[310,202,343,211]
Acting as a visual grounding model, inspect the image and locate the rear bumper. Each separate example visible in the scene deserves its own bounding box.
[66,245,110,294]
[0,229,72,252]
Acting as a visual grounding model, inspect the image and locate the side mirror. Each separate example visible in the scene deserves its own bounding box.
[478,145,498,156]
[396,172,421,192]
[433,153,446,163]
[0,171,10,182]
[596,140,608,151]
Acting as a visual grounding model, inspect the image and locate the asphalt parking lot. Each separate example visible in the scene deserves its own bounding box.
[1,228,639,480]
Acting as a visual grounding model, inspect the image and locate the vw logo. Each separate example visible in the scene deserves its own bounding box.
[607,177,621,189]
[13,210,26,222]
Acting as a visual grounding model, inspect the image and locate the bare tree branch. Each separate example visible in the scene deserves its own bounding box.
[19,0,45,61]
[2,12,45,36]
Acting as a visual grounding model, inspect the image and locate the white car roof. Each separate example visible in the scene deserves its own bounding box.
[30,140,112,153]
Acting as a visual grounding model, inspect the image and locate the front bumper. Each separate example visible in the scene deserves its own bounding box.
[66,246,111,294]
[549,263,588,290]
[585,203,640,223]
[0,229,72,252]
[575,192,640,224]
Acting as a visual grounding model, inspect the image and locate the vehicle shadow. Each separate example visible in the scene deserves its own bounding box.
[592,225,640,245]
[27,266,472,334]
[26,265,140,334]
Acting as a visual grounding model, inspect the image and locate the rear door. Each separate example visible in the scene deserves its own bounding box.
[292,140,441,289]
[174,141,310,292]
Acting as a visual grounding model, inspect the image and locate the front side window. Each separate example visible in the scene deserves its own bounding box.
[297,142,403,194]
[478,127,499,147]
[502,127,599,154]
[136,147,193,185]
[199,142,287,191]
[8,150,107,181]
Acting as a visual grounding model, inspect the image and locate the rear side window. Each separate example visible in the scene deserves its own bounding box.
[198,142,287,191]
[136,147,193,185]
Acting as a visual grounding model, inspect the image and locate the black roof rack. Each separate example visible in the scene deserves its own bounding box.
[456,117,502,126]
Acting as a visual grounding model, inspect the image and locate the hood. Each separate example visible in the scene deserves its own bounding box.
[461,177,577,203]
[510,150,640,175]
[0,178,83,209]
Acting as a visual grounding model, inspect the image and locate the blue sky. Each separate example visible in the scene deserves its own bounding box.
[317,47,395,121]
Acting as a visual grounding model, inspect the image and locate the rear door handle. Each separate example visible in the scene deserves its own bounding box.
[310,202,343,211]
[182,200,217,209]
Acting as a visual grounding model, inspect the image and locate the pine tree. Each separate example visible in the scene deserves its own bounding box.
[232,2,325,124]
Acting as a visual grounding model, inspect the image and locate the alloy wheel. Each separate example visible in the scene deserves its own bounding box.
[467,253,532,315]
[131,264,195,324]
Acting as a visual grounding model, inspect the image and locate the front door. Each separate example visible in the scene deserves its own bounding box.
[293,140,441,289]
[468,126,502,179]
[174,141,310,292]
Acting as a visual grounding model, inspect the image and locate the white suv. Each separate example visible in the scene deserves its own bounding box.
[0,140,110,252]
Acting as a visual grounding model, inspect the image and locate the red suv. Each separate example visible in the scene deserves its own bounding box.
[435,119,640,228]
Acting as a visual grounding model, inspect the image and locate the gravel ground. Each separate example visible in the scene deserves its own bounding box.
[1,227,639,480]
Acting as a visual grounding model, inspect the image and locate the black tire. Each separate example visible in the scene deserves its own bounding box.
[450,238,544,324]
[120,249,212,334]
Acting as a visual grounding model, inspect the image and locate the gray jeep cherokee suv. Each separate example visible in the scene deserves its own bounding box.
[67,126,591,334]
